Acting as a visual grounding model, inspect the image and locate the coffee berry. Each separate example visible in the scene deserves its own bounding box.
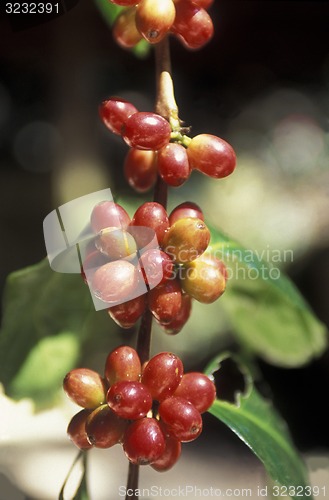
[64,346,216,470]
[81,199,227,333]
[99,96,236,190]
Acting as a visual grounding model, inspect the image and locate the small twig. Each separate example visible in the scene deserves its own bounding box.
[136,307,154,365]
[125,461,140,500]
[153,172,168,209]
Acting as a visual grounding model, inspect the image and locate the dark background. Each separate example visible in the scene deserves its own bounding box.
[1,0,329,454]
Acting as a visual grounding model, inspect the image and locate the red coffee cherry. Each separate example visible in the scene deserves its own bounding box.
[159,396,203,442]
[169,201,204,225]
[151,435,182,472]
[148,278,182,325]
[107,294,146,329]
[140,248,174,288]
[171,0,214,50]
[157,143,191,187]
[187,133,236,178]
[122,112,171,150]
[131,202,169,246]
[173,372,216,413]
[91,260,139,304]
[105,346,141,385]
[86,405,127,448]
[63,368,107,409]
[95,228,137,260]
[123,418,165,465]
[113,8,143,49]
[67,409,93,450]
[136,0,176,44]
[192,0,214,9]
[99,97,138,135]
[90,201,131,234]
[107,381,152,419]
[124,148,157,193]
[164,293,192,335]
[81,249,109,284]
[141,352,184,401]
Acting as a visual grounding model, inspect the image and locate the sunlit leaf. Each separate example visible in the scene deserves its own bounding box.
[208,226,327,366]
[10,331,79,405]
[206,354,312,500]
[0,260,121,406]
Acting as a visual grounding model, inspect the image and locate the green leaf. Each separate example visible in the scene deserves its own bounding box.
[59,451,89,500]
[93,0,122,25]
[209,226,327,367]
[206,354,312,500]
[0,259,121,406]
[10,331,80,404]
[0,260,90,384]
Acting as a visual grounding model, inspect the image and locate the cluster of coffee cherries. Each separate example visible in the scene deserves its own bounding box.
[100,96,236,191]
[82,198,227,333]
[64,346,216,470]
[111,0,214,50]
